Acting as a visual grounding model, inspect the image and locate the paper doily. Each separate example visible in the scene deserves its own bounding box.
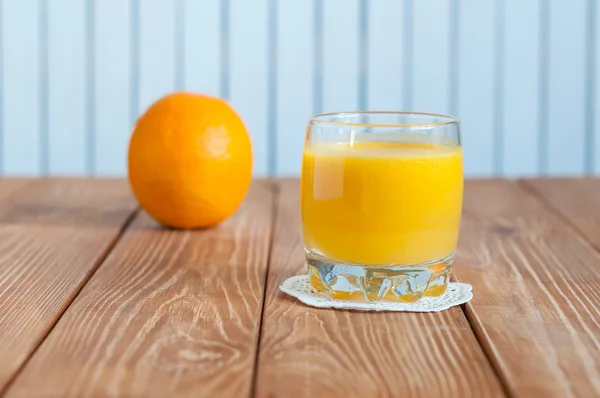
[280,274,473,312]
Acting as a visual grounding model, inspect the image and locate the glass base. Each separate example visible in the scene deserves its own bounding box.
[306,251,454,303]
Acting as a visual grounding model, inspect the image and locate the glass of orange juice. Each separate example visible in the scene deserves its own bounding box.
[301,111,463,303]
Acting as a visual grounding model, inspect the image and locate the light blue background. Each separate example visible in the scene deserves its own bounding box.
[1,0,598,177]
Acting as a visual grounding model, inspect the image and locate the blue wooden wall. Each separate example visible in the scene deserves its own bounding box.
[1,0,598,177]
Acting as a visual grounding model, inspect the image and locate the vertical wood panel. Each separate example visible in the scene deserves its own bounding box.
[2,0,41,175]
[322,0,359,112]
[275,0,313,176]
[412,0,450,113]
[0,2,596,177]
[594,0,600,173]
[183,0,220,96]
[138,0,175,114]
[230,0,269,176]
[48,0,86,175]
[175,0,184,90]
[458,0,495,177]
[0,1,2,174]
[367,0,404,111]
[502,0,540,176]
[94,0,131,176]
[267,0,276,175]
[547,0,587,175]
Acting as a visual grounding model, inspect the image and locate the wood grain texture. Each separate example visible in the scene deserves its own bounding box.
[0,179,32,202]
[7,181,274,398]
[521,178,600,250]
[0,179,136,391]
[255,180,504,398]
[458,179,600,397]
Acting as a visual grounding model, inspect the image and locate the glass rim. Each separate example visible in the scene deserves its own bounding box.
[308,111,460,128]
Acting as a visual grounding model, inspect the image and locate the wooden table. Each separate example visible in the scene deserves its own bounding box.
[1,178,599,397]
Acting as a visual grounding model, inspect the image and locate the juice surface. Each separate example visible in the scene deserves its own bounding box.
[301,139,463,266]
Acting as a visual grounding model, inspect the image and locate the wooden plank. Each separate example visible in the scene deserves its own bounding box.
[595,2,600,174]
[412,0,450,114]
[275,0,314,176]
[322,0,360,112]
[230,0,269,176]
[138,0,175,114]
[0,179,32,201]
[7,181,274,397]
[458,0,495,176]
[0,179,136,392]
[546,0,587,175]
[182,0,220,96]
[367,0,404,111]
[47,0,87,175]
[255,180,504,398]
[2,0,42,174]
[522,178,600,250]
[502,0,540,177]
[458,179,600,397]
[94,0,132,176]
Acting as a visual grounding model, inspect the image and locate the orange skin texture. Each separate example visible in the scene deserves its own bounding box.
[128,92,253,229]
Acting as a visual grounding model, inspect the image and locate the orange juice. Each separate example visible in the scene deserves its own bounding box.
[301,140,463,266]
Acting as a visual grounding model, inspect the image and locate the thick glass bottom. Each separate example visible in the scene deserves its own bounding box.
[306,251,454,303]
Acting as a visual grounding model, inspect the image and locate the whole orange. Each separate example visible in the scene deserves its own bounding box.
[128,92,252,229]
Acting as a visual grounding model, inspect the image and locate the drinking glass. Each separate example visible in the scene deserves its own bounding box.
[301,111,463,303]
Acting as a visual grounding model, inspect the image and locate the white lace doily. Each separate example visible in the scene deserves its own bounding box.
[280,274,473,312]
